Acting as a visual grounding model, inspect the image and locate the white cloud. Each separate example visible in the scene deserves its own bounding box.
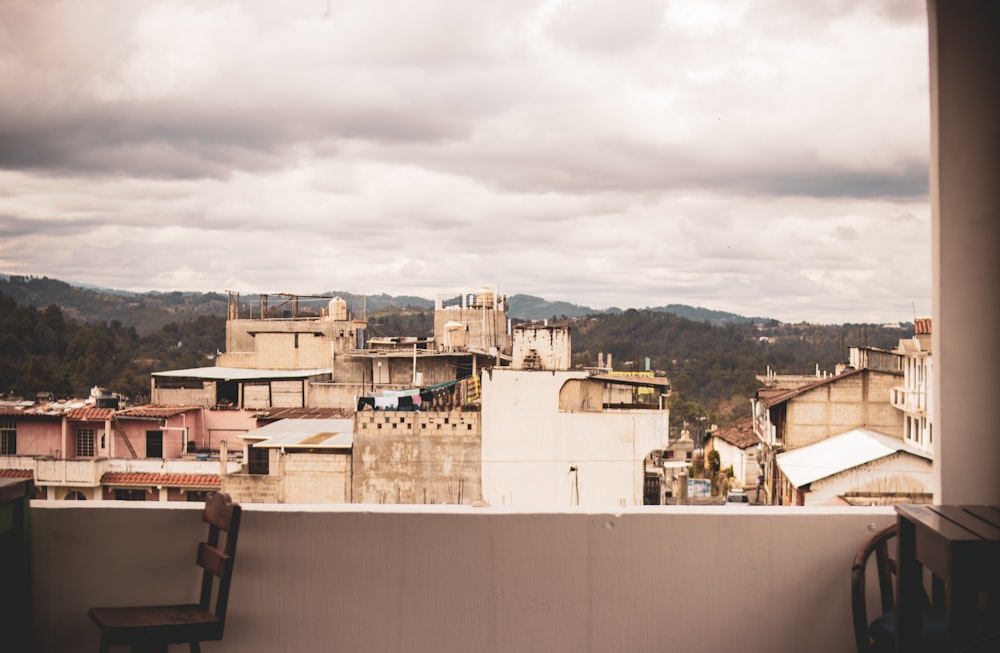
[0,0,931,323]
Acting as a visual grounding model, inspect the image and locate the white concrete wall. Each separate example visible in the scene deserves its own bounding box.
[714,439,758,487]
[805,453,934,506]
[29,502,895,653]
[928,0,1000,504]
[481,369,667,507]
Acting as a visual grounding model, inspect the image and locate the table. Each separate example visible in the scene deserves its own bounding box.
[895,505,1000,652]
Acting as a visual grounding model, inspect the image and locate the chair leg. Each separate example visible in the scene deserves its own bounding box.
[189,642,201,653]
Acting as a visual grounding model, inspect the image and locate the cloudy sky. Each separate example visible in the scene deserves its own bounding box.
[0,0,930,323]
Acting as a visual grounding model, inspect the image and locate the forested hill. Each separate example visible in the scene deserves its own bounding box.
[1,276,915,425]
[568,310,911,423]
[0,275,228,336]
[1,275,766,331]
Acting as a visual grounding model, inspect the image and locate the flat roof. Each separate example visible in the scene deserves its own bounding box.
[244,418,354,449]
[153,367,332,381]
[588,373,671,389]
[776,428,931,488]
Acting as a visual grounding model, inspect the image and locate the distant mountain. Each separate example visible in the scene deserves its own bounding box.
[644,304,771,325]
[0,275,228,336]
[0,274,767,333]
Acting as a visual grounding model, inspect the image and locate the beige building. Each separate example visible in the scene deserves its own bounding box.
[155,288,514,412]
[775,428,932,506]
[891,318,933,455]
[752,368,903,505]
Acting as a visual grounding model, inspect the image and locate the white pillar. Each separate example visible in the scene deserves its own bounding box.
[928,1,1000,503]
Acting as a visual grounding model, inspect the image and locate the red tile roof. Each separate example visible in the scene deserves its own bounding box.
[100,472,221,489]
[710,418,759,449]
[0,469,34,478]
[914,317,932,335]
[66,407,114,421]
[115,405,201,419]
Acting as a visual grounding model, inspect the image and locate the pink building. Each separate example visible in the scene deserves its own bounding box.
[0,402,255,501]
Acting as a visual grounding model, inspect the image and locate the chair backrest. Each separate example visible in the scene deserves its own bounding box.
[851,523,897,653]
[197,492,242,626]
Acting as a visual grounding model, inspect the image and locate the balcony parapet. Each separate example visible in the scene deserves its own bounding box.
[891,386,928,414]
[30,502,895,653]
[0,456,241,486]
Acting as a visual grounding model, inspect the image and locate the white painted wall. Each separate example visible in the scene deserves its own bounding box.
[713,439,759,487]
[929,1,1000,504]
[30,502,896,653]
[804,453,934,506]
[481,369,667,507]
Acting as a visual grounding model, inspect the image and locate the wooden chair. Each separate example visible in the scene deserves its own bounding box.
[89,492,242,653]
[851,522,944,653]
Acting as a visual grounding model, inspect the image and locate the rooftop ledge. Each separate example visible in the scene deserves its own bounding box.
[29,501,895,653]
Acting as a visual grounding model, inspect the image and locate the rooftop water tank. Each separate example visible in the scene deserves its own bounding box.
[329,297,348,321]
[475,287,494,309]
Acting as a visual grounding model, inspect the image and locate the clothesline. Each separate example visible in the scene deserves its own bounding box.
[356,374,481,412]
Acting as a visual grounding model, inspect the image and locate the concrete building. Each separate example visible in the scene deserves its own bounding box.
[224,419,353,504]
[0,401,241,501]
[155,288,514,412]
[775,428,933,506]
[480,367,669,508]
[704,418,760,489]
[752,367,903,504]
[892,317,934,454]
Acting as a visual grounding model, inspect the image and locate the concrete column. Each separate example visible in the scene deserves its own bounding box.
[928,1,1000,503]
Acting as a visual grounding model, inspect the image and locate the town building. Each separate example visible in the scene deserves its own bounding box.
[891,317,934,454]
[704,417,760,489]
[153,288,513,411]
[0,386,248,501]
[752,367,903,504]
[774,428,932,506]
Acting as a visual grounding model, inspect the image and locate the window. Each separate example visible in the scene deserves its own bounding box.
[76,428,95,457]
[64,490,87,500]
[114,489,146,501]
[248,445,269,475]
[0,421,15,455]
[185,490,210,502]
[146,430,163,458]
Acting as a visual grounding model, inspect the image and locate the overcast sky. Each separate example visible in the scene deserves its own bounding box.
[0,0,931,324]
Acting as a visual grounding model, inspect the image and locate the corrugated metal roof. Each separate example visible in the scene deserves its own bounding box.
[588,373,672,388]
[776,428,931,488]
[153,367,331,381]
[255,406,353,421]
[245,418,354,449]
[100,472,221,488]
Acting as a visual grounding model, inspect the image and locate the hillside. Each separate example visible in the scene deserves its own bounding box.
[1,276,915,427]
[1,275,774,330]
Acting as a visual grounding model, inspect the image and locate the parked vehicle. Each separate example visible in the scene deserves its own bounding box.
[725,488,750,504]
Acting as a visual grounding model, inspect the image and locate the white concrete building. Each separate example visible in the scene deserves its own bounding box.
[776,428,933,506]
[892,318,934,454]
[480,368,669,507]
[705,418,760,488]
